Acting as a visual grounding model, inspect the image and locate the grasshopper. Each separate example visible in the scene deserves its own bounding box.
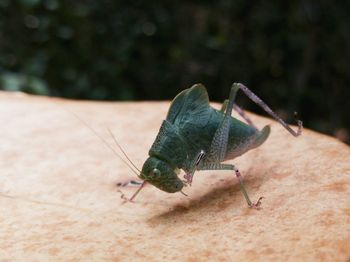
[120,83,302,208]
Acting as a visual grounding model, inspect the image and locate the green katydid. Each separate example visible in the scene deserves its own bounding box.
[117,83,302,208]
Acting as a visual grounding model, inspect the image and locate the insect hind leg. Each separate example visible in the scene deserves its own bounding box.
[232,83,302,137]
[233,104,258,130]
[220,99,228,113]
[208,84,240,162]
[221,99,258,130]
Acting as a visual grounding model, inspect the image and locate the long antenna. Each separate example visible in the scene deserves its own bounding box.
[107,128,141,173]
[59,104,140,177]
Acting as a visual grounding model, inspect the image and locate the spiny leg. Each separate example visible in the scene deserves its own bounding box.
[183,150,205,186]
[200,163,263,209]
[232,83,302,137]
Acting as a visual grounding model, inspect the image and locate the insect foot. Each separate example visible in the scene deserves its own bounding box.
[117,189,134,204]
[248,196,264,209]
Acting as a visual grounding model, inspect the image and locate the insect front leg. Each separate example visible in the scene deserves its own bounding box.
[183,150,205,186]
[116,180,144,187]
[116,180,147,203]
[199,163,263,209]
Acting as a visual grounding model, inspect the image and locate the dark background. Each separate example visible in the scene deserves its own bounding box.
[1,1,349,144]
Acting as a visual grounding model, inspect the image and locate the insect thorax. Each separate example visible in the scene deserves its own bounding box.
[149,120,188,169]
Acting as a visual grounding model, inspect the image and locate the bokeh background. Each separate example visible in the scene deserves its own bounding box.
[1,1,349,144]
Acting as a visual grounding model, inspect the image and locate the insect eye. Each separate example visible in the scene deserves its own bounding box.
[149,168,161,178]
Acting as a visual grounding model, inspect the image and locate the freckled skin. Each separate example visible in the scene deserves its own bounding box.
[140,84,270,193]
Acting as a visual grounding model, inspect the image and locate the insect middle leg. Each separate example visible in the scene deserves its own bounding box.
[200,163,263,208]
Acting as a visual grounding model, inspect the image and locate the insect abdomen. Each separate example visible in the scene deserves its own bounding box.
[225,117,270,160]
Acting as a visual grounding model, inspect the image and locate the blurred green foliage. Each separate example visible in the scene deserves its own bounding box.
[0,1,349,143]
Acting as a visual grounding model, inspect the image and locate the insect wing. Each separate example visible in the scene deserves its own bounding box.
[166,84,211,128]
